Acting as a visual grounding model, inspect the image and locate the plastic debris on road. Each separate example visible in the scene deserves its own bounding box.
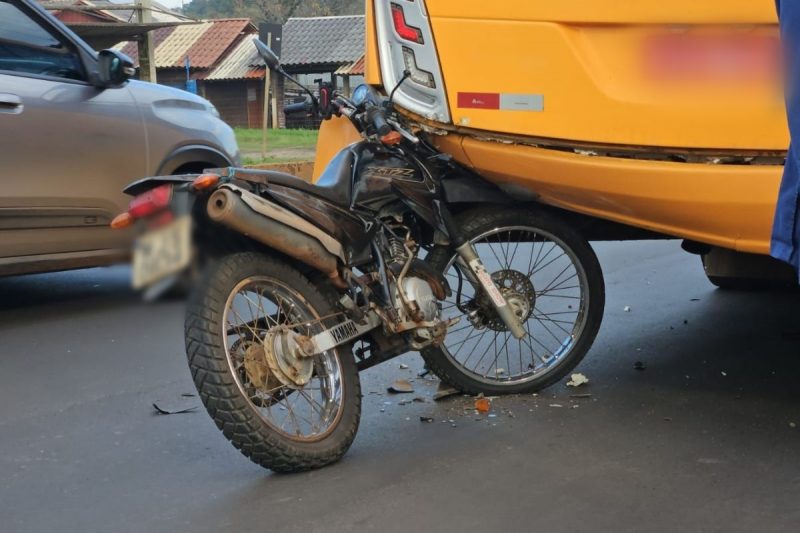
[566,373,589,387]
[433,382,459,401]
[475,397,491,413]
[388,379,414,394]
[152,403,198,415]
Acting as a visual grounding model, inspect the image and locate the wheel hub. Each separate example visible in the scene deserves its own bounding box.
[479,270,536,332]
[243,342,275,390]
[255,328,314,389]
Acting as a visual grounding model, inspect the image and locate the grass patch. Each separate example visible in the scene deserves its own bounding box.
[235,128,318,154]
[242,155,312,166]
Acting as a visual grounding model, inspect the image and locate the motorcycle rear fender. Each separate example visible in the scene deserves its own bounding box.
[123,175,197,196]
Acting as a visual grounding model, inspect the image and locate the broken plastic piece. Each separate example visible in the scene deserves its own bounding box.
[566,373,589,387]
[475,397,491,413]
[388,379,414,394]
[152,403,198,415]
[433,383,459,401]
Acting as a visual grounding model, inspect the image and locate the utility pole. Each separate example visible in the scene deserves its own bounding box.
[261,32,273,160]
[271,76,278,131]
[136,0,157,82]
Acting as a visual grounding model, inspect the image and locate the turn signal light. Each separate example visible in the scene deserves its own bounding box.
[192,173,220,191]
[391,3,423,44]
[380,131,402,145]
[110,212,133,229]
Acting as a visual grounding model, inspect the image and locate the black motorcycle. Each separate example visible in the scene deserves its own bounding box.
[115,40,604,472]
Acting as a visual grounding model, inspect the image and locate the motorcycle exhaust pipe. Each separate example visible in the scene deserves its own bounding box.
[207,188,346,288]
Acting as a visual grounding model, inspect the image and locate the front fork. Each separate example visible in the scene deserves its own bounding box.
[454,243,527,340]
[433,201,526,340]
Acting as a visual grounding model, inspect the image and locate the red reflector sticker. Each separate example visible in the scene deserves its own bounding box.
[458,92,544,111]
[457,92,500,110]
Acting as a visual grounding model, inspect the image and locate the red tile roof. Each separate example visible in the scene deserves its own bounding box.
[184,19,251,68]
[204,36,265,81]
[335,54,365,76]
[117,19,254,69]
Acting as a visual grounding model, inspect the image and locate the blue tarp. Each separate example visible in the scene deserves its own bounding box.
[772,0,800,274]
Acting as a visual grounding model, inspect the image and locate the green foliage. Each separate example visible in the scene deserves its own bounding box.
[235,127,317,149]
[235,128,318,164]
[184,0,364,24]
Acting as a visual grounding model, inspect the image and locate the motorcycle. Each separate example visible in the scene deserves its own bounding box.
[113,40,605,472]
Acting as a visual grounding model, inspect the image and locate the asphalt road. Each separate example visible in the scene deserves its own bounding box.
[1,241,799,533]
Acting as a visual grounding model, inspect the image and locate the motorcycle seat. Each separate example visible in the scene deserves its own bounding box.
[238,149,353,207]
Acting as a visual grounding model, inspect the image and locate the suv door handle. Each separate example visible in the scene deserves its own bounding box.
[0,93,23,114]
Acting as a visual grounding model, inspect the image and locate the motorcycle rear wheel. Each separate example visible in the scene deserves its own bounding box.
[185,252,360,472]
[423,207,605,395]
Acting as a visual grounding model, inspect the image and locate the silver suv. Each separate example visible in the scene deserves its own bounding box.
[0,0,240,276]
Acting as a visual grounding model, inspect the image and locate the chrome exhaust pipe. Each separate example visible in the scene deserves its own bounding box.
[207,188,346,287]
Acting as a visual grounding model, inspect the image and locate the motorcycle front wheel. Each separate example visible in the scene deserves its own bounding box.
[185,252,361,472]
[423,207,605,395]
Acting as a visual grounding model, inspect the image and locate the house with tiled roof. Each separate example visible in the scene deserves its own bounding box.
[112,19,271,128]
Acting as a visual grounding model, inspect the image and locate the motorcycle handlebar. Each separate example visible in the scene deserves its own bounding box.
[366,106,392,137]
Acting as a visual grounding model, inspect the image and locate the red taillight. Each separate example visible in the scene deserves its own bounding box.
[128,184,172,219]
[391,3,423,44]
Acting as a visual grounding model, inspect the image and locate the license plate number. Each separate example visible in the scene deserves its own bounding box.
[645,33,780,82]
[132,216,192,289]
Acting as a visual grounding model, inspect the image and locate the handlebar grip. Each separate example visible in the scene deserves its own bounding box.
[367,107,392,137]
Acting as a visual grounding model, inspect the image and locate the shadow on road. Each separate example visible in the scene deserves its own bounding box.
[0,266,140,316]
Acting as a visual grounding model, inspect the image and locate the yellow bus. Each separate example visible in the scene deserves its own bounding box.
[316,0,794,287]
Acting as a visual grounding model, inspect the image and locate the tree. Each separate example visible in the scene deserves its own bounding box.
[183,0,364,23]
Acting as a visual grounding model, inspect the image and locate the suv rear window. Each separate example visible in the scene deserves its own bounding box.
[0,1,85,81]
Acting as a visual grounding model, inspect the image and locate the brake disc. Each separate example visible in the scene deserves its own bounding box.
[479,270,536,332]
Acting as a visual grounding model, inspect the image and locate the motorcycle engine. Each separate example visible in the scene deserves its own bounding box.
[398,276,440,323]
[381,219,449,347]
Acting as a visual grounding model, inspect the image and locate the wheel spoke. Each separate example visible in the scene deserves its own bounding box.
[448,329,487,357]
[460,329,490,368]
[439,223,593,386]
[221,276,345,443]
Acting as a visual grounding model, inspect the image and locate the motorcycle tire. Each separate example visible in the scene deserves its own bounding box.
[185,252,361,472]
[423,207,605,395]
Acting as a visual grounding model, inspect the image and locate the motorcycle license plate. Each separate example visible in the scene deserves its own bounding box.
[132,216,192,289]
